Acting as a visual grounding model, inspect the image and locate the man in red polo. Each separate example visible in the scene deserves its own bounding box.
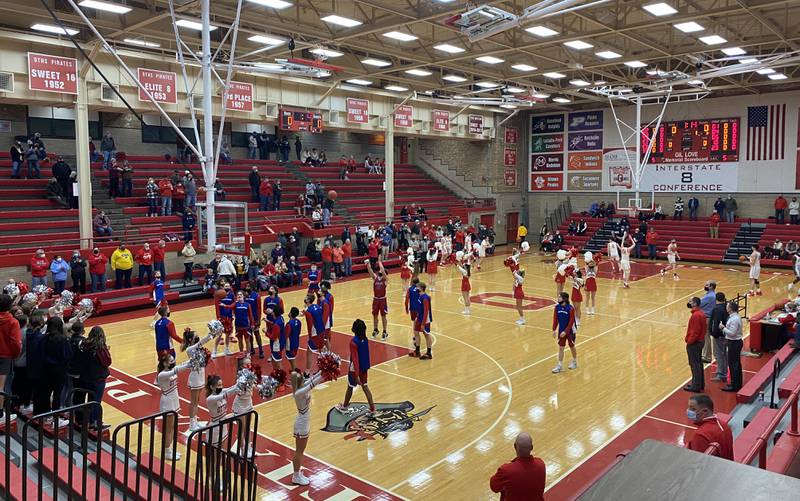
[684,296,707,392]
[686,394,734,460]
[489,432,545,501]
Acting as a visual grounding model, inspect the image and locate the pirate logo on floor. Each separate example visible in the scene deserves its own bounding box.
[323,401,435,441]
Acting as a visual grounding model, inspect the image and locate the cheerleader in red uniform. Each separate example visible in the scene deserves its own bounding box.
[584,254,599,315]
[457,251,471,315]
[513,268,526,325]
[426,246,439,292]
[554,249,569,296]
[571,270,584,325]
[400,248,414,298]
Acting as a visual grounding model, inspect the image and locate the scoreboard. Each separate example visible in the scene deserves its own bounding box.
[279,108,323,133]
[642,117,739,163]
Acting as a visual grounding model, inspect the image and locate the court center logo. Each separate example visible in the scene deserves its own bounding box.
[322,401,435,441]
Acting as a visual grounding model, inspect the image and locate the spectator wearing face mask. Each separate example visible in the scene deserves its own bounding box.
[684,297,707,393]
[30,249,49,288]
[49,255,71,294]
[685,394,733,460]
[111,243,134,289]
[69,250,87,294]
[135,243,155,286]
[790,197,800,225]
[88,248,108,292]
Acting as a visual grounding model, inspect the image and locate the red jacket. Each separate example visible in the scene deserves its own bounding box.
[321,247,333,263]
[489,456,546,501]
[30,255,49,277]
[646,231,659,245]
[687,415,734,460]
[88,253,108,274]
[135,248,154,266]
[152,246,166,263]
[158,179,173,197]
[173,185,186,200]
[0,312,22,359]
[685,308,707,344]
[710,213,721,225]
[259,180,273,197]
[775,197,788,210]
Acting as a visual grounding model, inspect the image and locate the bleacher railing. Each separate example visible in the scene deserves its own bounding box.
[546,197,573,234]
[739,383,800,468]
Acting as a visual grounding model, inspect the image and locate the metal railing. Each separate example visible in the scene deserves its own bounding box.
[739,383,800,468]
[546,197,573,234]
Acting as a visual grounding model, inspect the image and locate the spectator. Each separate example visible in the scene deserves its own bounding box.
[673,197,684,220]
[552,230,564,249]
[158,176,174,216]
[93,210,113,239]
[25,143,40,179]
[153,240,167,279]
[775,195,788,225]
[709,292,729,383]
[271,243,285,264]
[790,197,800,225]
[145,177,159,217]
[517,223,528,244]
[685,394,733,460]
[173,181,186,215]
[305,240,321,262]
[286,256,302,285]
[52,155,72,201]
[684,297,707,393]
[321,242,333,280]
[279,136,290,163]
[13,307,40,415]
[364,155,375,174]
[310,148,319,166]
[342,238,353,277]
[301,148,311,165]
[713,197,725,218]
[217,255,237,285]
[120,159,134,197]
[0,293,23,418]
[645,227,659,259]
[699,281,717,364]
[88,247,108,292]
[311,205,323,229]
[417,206,427,221]
[721,301,743,392]
[100,131,115,169]
[214,180,226,200]
[319,151,327,167]
[73,326,111,431]
[567,219,577,235]
[273,179,282,210]
[331,243,344,278]
[259,176,273,212]
[183,172,197,210]
[10,140,24,179]
[294,193,305,217]
[46,177,70,208]
[258,131,269,160]
[633,228,645,259]
[111,243,134,289]
[182,210,196,243]
[688,196,699,221]
[181,240,196,286]
[220,141,232,164]
[400,205,409,222]
[248,166,260,202]
[294,137,302,161]
[347,154,356,173]
[48,254,69,295]
[489,432,546,501]
[787,240,799,256]
[724,195,737,223]
[339,157,348,180]
[248,132,258,160]
[709,212,721,238]
[135,243,154,286]
[69,250,87,294]
[322,197,334,227]
[34,317,72,423]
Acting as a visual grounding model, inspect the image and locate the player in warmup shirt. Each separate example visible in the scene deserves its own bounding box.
[263,285,284,321]
[790,252,800,292]
[306,264,320,293]
[219,291,254,354]
[154,305,182,358]
[457,252,471,315]
[367,259,389,339]
[319,281,334,352]
[149,271,167,323]
[265,304,286,373]
[400,248,414,299]
[584,254,599,315]
[244,285,265,359]
[205,375,237,445]
[154,353,190,460]
[410,282,434,360]
[660,239,681,280]
[213,283,235,357]
[303,294,326,374]
[336,319,376,415]
[180,327,217,431]
[748,244,762,296]
[284,307,302,372]
[513,268,526,325]
[551,292,578,374]
[620,234,635,288]
[607,238,620,274]
[426,246,439,291]
[571,270,584,326]
[405,276,421,332]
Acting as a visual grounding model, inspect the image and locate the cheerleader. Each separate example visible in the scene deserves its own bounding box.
[584,257,598,315]
[426,246,439,291]
[457,252,471,315]
[290,370,324,486]
[513,269,526,325]
[155,353,190,460]
[205,374,237,445]
[400,249,414,299]
[231,355,269,416]
[440,235,452,266]
[571,271,584,325]
[554,249,569,296]
[181,327,217,431]
[476,238,489,270]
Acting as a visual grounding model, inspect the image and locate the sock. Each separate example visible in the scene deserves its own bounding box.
[414,345,420,354]
[426,348,432,355]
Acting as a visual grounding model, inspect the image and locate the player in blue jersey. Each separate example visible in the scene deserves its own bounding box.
[411,282,433,360]
[154,305,182,358]
[307,264,320,293]
[266,304,286,373]
[149,271,167,323]
[244,284,264,359]
[263,285,284,322]
[219,291,254,355]
[319,280,334,351]
[404,277,421,340]
[285,307,302,372]
[213,283,235,357]
[303,294,326,374]
[336,319,376,414]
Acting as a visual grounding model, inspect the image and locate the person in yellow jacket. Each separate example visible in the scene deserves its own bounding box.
[111,242,134,289]
[517,224,528,244]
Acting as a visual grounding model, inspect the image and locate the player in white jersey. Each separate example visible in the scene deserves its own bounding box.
[620,234,635,288]
[155,353,190,460]
[180,328,218,431]
[748,244,762,296]
[607,238,621,273]
[660,239,680,280]
[290,370,324,486]
[789,252,800,291]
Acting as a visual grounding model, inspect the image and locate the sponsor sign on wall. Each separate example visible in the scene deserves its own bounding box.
[568,132,603,151]
[568,110,604,131]
[531,114,565,134]
[568,151,603,171]
[531,134,564,153]
[504,148,518,167]
[567,172,602,191]
[531,154,564,172]
[346,98,369,124]
[28,52,78,95]
[137,68,177,104]
[394,105,413,128]
[505,127,518,144]
[530,173,564,191]
[468,114,484,135]
[604,148,635,189]
[223,81,253,112]
[504,169,517,187]
[432,110,450,132]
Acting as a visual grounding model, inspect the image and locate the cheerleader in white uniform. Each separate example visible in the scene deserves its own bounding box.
[749,244,762,296]
[584,257,598,315]
[457,252,471,315]
[205,375,237,445]
[231,355,270,415]
[181,328,217,431]
[440,235,452,265]
[400,249,414,299]
[291,370,324,486]
[426,247,439,291]
[513,269,526,325]
[571,271,585,325]
[155,353,190,460]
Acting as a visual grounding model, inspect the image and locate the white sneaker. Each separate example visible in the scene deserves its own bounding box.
[575,318,581,326]
[20,404,33,415]
[660,269,665,277]
[790,283,795,292]
[515,318,525,325]
[568,360,578,370]
[224,348,232,356]
[292,472,310,486]
[551,364,563,374]
[189,419,199,431]
[211,350,219,359]
[461,308,470,315]
[165,448,182,461]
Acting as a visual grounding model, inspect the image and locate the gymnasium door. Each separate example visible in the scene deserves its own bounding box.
[480,214,494,228]
[505,212,519,243]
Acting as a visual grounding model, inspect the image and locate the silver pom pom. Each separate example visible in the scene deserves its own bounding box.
[188,347,209,371]
[3,284,19,299]
[258,376,279,399]
[78,298,94,313]
[22,293,38,305]
[207,319,223,335]
[236,368,258,393]
[58,290,75,308]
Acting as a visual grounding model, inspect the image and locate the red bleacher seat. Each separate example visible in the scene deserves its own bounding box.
[733,406,781,462]
[737,343,795,403]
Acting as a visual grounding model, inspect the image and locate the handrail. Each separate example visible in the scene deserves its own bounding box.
[704,442,721,455]
[739,383,800,468]
[769,358,781,409]
[414,155,485,199]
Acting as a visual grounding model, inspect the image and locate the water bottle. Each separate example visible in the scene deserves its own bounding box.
[758,391,765,402]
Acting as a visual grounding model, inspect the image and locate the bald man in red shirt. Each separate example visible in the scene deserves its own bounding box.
[490,432,546,501]
[686,394,734,460]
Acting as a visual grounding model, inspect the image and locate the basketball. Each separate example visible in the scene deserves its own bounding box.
[739,255,748,263]
[328,190,338,201]
[213,289,227,301]
[521,241,530,252]
[302,277,309,285]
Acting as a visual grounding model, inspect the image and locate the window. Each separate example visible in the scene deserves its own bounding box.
[26,117,101,140]
[142,117,197,144]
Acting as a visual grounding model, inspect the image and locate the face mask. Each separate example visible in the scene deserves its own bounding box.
[703,286,709,291]
[56,258,62,262]
[169,363,176,370]
[686,409,698,422]
[215,387,222,395]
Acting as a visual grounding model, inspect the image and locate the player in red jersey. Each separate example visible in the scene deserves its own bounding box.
[426,245,439,292]
[456,251,471,315]
[366,259,389,339]
[513,268,526,325]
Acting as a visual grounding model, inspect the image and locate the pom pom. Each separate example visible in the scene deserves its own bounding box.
[207,319,223,335]
[189,346,211,371]
[17,282,28,296]
[78,298,94,313]
[556,249,567,260]
[258,376,279,399]
[270,368,287,386]
[434,242,442,250]
[584,251,593,263]
[236,368,258,393]
[92,298,103,314]
[57,290,75,308]
[455,251,465,262]
[521,241,530,252]
[317,352,341,382]
[22,292,38,305]
[3,283,19,299]
[33,285,53,299]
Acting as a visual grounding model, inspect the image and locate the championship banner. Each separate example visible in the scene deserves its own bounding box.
[530,154,564,172]
[28,52,78,95]
[568,110,604,131]
[505,127,518,144]
[568,132,603,151]
[137,68,177,104]
[530,173,563,191]
[604,148,634,189]
[531,134,564,153]
[504,148,517,167]
[531,114,564,134]
[504,169,517,187]
[468,114,484,135]
[346,98,369,124]
[433,110,450,132]
[223,81,253,112]
[568,151,602,171]
[567,172,602,191]
[394,105,413,128]
[640,163,739,192]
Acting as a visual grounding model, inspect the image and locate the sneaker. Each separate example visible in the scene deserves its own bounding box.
[551,364,563,374]
[165,448,182,461]
[420,352,432,360]
[381,330,388,340]
[789,283,795,292]
[224,348,232,356]
[258,348,265,359]
[673,275,679,281]
[568,360,578,370]
[756,290,763,296]
[515,318,525,325]
[461,309,470,315]
[660,269,665,277]
[408,350,419,357]
[335,403,353,414]
[372,329,379,339]
[292,472,310,486]
[54,417,69,428]
[20,404,33,415]
[212,350,219,359]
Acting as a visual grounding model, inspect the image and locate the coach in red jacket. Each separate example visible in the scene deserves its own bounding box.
[684,297,707,392]
[153,239,167,280]
[490,432,545,501]
[30,248,49,288]
[0,293,22,418]
[686,394,734,460]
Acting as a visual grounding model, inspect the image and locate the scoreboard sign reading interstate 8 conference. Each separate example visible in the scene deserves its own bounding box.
[642,117,739,163]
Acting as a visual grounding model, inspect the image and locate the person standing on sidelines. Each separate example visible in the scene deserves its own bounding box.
[426,246,439,292]
[336,319,376,415]
[720,301,743,392]
[366,259,389,340]
[660,239,680,280]
[411,283,433,360]
[244,285,265,359]
[400,249,414,299]
[620,234,634,288]
[709,292,729,383]
[646,227,659,260]
[584,255,599,315]
[606,238,620,274]
[551,292,577,374]
[489,432,546,501]
[684,297,707,393]
[284,307,302,372]
[154,305,182,358]
[699,281,717,364]
[748,244,762,296]
[303,294,326,374]
[571,271,584,326]
[457,253,471,316]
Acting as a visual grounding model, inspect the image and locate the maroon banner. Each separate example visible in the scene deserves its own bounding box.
[531,153,564,172]
[224,81,253,112]
[346,98,369,124]
[137,68,177,104]
[28,52,78,95]
[504,148,517,166]
[433,110,450,132]
[394,105,413,128]
[505,126,518,144]
[469,114,484,135]
[504,169,517,187]
[530,173,564,191]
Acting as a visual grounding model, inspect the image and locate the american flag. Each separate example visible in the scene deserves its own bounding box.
[747,104,786,160]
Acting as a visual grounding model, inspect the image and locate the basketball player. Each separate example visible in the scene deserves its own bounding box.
[607,238,621,274]
[266,305,286,373]
[284,307,302,372]
[263,285,284,321]
[400,249,414,299]
[150,271,166,323]
[748,244,762,296]
[244,284,265,359]
[551,292,578,373]
[303,294,326,373]
[154,305,182,358]
[789,251,800,292]
[410,282,434,360]
[336,319,376,415]
[660,239,680,280]
[457,253,471,315]
[513,268,526,325]
[620,234,635,288]
[405,277,421,334]
[571,270,584,325]
[584,257,598,315]
[213,283,234,357]
[181,328,217,431]
[219,291,254,355]
[155,353,190,460]
[307,264,320,293]
[319,281,334,352]
[426,246,439,291]
[366,259,389,339]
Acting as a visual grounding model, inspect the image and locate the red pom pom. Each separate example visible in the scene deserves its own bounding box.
[201,347,211,365]
[17,282,29,296]
[317,352,341,382]
[252,364,263,381]
[270,369,287,386]
[92,298,103,314]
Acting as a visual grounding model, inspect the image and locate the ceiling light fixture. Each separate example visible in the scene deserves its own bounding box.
[247,34,285,46]
[543,72,566,78]
[721,47,746,56]
[768,73,787,80]
[533,92,550,99]
[476,56,505,64]
[500,104,518,109]
[31,23,79,35]
[699,35,727,45]
[552,97,571,103]
[383,31,418,42]
[687,79,703,85]
[755,68,775,75]
[321,15,362,28]
[595,50,622,59]
[624,60,648,68]
[123,38,160,48]
[570,79,591,86]
[642,3,677,16]
[564,40,593,50]
[443,75,467,82]
[434,43,465,53]
[738,58,758,64]
[346,78,371,86]
[385,85,409,91]
[506,86,525,93]
[405,69,432,76]
[361,58,391,67]
[175,19,217,31]
[525,25,558,37]
[78,0,132,14]
[245,0,293,8]
[309,47,343,58]
[476,82,499,88]
[674,21,704,33]
[511,64,537,72]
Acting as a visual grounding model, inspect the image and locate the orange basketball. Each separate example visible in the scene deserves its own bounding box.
[328,190,338,201]
[738,255,748,263]
[302,277,309,285]
[213,289,227,301]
